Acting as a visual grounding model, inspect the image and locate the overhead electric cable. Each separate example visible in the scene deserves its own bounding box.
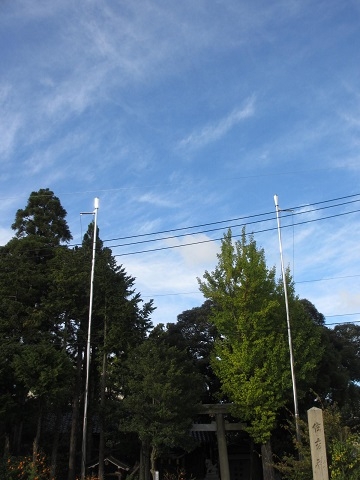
[102,210,275,243]
[106,199,360,249]
[2,205,359,257]
[296,274,360,284]
[113,208,360,257]
[2,193,360,255]
[102,194,360,244]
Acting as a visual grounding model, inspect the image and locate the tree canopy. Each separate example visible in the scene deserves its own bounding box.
[2,190,360,480]
[198,229,323,445]
[11,188,72,244]
[0,189,154,480]
[122,325,203,479]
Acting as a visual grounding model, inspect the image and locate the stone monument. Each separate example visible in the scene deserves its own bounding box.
[308,407,329,480]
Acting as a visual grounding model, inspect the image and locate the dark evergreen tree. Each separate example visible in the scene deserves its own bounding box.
[11,188,72,244]
[166,300,220,402]
[0,189,73,458]
[44,223,154,480]
[0,190,155,480]
[122,326,203,480]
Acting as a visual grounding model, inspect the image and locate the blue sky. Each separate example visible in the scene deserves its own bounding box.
[1,0,360,327]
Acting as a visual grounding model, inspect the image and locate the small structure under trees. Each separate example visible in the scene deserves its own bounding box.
[87,455,131,479]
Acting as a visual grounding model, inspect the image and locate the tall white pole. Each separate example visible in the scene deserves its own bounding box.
[274,194,301,444]
[81,197,99,480]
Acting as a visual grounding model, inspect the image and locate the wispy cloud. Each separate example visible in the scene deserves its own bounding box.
[0,84,23,159]
[178,97,255,151]
[114,233,221,324]
[165,234,220,268]
[1,0,359,329]
[0,114,22,159]
[137,192,177,208]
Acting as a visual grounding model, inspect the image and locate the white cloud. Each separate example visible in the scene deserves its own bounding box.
[1,0,359,330]
[0,227,13,245]
[338,290,360,313]
[164,234,220,268]
[178,97,255,150]
[0,84,23,159]
[41,71,104,119]
[0,115,22,159]
[117,235,219,324]
[137,193,177,208]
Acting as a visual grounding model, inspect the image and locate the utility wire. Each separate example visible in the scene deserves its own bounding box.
[296,274,360,284]
[63,194,360,249]
[1,205,359,258]
[106,200,360,249]
[2,193,360,256]
[102,193,360,244]
[142,274,360,297]
[113,208,360,257]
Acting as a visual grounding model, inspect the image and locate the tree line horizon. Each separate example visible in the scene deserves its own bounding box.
[1,188,360,480]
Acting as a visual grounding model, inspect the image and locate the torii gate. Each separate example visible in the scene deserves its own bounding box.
[191,404,246,480]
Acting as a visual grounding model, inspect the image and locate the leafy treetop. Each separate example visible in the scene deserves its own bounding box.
[11,188,72,244]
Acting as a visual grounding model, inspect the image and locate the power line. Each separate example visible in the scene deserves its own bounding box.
[325,313,360,318]
[113,208,360,257]
[104,200,360,249]
[325,319,360,326]
[142,274,360,297]
[101,193,360,244]
[2,205,359,259]
[64,192,360,247]
[2,192,360,258]
[296,274,360,284]
[103,211,275,243]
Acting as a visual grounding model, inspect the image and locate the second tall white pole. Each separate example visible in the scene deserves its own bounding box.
[274,194,300,444]
[81,197,99,480]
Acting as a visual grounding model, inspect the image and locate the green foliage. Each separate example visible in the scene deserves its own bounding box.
[274,416,313,480]
[12,341,73,401]
[305,321,360,421]
[11,188,72,244]
[276,405,360,480]
[198,229,323,444]
[166,300,220,402]
[123,327,203,457]
[330,433,360,480]
[0,188,154,474]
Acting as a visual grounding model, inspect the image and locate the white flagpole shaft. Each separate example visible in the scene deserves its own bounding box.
[81,198,99,480]
[274,194,300,444]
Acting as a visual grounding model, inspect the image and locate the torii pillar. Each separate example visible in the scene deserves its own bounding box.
[215,411,230,480]
[192,404,245,480]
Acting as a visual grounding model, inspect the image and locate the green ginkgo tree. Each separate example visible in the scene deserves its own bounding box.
[198,229,323,480]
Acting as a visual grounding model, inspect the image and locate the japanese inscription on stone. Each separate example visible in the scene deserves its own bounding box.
[308,407,329,480]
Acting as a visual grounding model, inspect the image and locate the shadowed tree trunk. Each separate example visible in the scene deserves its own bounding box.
[261,441,275,480]
[68,348,83,480]
[140,439,150,480]
[150,446,158,480]
[98,317,107,480]
[14,421,23,455]
[4,435,10,458]
[50,411,62,479]
[32,406,42,463]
